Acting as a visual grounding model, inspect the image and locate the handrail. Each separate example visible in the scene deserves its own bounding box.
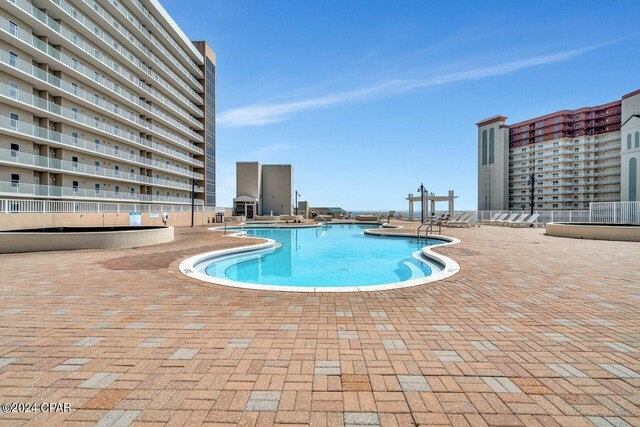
[417,219,441,239]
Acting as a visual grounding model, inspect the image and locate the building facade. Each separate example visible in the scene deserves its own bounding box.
[478,89,640,211]
[235,161,294,218]
[0,0,215,207]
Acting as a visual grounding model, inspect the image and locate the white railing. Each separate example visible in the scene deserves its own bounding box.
[476,210,591,224]
[589,202,640,224]
[0,181,195,205]
[0,198,231,213]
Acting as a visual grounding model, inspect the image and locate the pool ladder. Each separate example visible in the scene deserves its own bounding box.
[417,219,440,239]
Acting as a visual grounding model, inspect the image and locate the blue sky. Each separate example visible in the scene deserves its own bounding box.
[162,0,639,210]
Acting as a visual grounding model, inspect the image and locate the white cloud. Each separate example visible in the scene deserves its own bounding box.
[218,43,609,128]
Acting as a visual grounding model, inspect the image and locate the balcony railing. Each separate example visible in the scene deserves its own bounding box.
[0,181,194,204]
[8,0,202,113]
[0,81,203,156]
[0,198,224,214]
[0,115,204,175]
[0,147,202,192]
[0,11,202,127]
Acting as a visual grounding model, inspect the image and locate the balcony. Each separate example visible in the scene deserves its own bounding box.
[72,0,202,90]
[0,181,194,204]
[0,12,203,125]
[8,0,203,113]
[0,147,202,192]
[0,82,203,156]
[0,115,204,176]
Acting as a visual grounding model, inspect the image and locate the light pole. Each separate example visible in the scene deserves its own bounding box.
[417,183,426,223]
[527,173,535,216]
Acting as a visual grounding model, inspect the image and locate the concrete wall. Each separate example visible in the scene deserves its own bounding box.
[261,164,293,216]
[477,117,509,210]
[621,91,640,202]
[0,210,230,230]
[236,162,262,211]
[0,226,175,254]
[546,222,640,242]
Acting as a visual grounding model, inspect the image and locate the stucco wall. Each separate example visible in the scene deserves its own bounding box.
[0,210,228,230]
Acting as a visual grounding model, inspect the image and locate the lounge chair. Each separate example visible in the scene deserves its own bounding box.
[499,213,528,226]
[446,212,472,227]
[480,213,501,224]
[486,213,508,225]
[511,213,541,227]
[442,213,463,226]
[492,213,518,226]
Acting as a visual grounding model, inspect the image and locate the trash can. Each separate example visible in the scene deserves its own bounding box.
[216,212,224,223]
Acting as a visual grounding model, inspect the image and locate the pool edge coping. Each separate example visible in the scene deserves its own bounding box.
[178,224,461,293]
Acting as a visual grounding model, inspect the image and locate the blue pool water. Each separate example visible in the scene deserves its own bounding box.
[201,224,445,288]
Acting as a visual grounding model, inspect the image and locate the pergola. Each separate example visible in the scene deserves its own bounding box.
[406,190,456,221]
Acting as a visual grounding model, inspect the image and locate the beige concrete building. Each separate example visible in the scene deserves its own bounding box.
[478,89,640,211]
[0,0,216,207]
[234,161,294,218]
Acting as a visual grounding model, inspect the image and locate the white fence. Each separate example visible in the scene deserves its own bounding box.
[589,202,640,224]
[0,199,231,214]
[476,210,591,224]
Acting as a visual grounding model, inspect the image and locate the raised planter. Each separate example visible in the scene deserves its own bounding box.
[0,226,174,253]
[545,222,640,242]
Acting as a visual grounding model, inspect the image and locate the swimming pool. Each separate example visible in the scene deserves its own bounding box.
[180,224,460,292]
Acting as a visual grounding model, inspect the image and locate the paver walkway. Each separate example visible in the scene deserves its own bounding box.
[0,224,638,426]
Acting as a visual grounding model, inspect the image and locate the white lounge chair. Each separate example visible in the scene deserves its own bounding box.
[493,213,518,226]
[446,212,472,227]
[486,213,509,225]
[442,213,464,226]
[499,213,529,226]
[511,213,541,227]
[480,213,501,224]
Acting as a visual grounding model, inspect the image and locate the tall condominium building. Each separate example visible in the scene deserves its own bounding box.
[477,89,640,211]
[0,0,216,207]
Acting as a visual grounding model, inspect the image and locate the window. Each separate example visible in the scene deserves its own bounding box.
[94,94,99,104]
[72,181,78,192]
[481,130,487,165]
[10,173,19,188]
[636,132,640,148]
[72,83,78,95]
[114,145,119,154]
[9,112,18,129]
[94,139,100,150]
[114,165,120,175]
[630,158,637,201]
[130,187,135,194]
[114,125,119,135]
[71,107,78,120]
[72,156,78,168]
[9,51,17,67]
[95,161,100,171]
[489,128,495,164]
[94,183,100,194]
[9,81,18,98]
[10,143,18,157]
[72,131,79,145]
[94,116,100,127]
[8,20,17,36]
[114,185,120,194]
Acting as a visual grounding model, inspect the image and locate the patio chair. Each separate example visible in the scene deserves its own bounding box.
[486,213,509,225]
[511,212,541,227]
[480,212,501,224]
[446,212,471,227]
[499,213,529,226]
[492,213,518,226]
[442,213,463,226]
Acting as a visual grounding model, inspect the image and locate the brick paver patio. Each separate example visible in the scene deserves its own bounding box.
[0,224,639,426]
